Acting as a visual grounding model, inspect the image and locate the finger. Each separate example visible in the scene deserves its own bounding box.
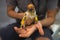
[14,27,27,34]
[19,34,26,38]
[19,33,30,38]
[38,25,44,35]
[14,27,21,34]
[38,22,44,34]
[36,23,44,35]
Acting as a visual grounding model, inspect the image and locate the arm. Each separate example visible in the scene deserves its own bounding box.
[40,9,58,27]
[7,6,25,19]
[33,0,58,35]
[6,0,25,19]
[33,9,58,35]
[40,0,58,27]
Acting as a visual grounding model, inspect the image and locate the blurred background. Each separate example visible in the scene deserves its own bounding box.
[0,0,60,40]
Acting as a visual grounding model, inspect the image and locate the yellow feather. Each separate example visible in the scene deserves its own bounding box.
[20,16,26,28]
[35,15,38,23]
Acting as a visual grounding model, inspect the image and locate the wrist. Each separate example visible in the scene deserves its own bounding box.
[30,24,37,30]
[38,21,42,26]
[35,21,43,28]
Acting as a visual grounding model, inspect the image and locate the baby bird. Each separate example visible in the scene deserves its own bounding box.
[20,4,38,28]
[20,4,44,35]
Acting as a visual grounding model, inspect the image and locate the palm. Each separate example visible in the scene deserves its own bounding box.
[19,26,36,38]
[14,25,36,38]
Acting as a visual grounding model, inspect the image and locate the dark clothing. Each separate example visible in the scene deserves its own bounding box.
[58,0,60,7]
[0,0,58,40]
[1,23,53,40]
[6,0,58,23]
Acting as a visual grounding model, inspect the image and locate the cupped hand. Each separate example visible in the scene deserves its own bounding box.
[14,27,27,34]
[14,25,36,38]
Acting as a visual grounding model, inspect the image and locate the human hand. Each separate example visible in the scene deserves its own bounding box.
[19,25,36,38]
[14,25,36,38]
[14,27,27,34]
[35,21,44,35]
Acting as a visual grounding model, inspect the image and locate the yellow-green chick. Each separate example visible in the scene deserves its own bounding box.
[20,4,38,29]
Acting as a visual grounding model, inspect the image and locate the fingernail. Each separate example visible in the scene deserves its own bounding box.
[19,35,21,37]
[14,27,17,29]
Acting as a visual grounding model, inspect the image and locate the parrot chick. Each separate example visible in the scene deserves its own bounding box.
[20,4,36,28]
[20,4,44,35]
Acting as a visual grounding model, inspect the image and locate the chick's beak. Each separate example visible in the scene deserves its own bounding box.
[29,8,33,11]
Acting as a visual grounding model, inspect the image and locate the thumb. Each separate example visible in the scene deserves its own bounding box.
[14,26,21,34]
[36,23,44,35]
